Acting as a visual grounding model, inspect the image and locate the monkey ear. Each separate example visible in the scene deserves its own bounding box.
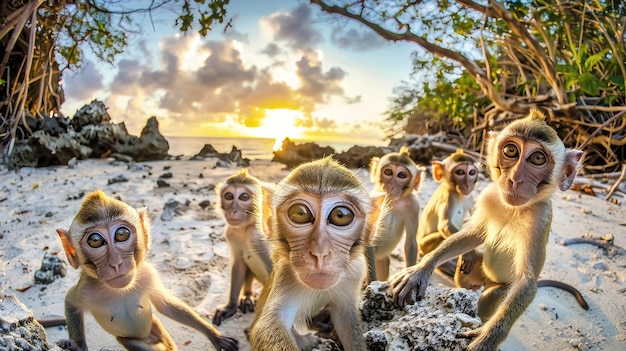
[369,157,380,183]
[137,208,151,251]
[432,161,444,182]
[56,229,80,269]
[413,166,425,191]
[257,182,275,236]
[559,150,583,191]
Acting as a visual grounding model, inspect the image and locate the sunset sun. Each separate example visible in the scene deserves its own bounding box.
[252,109,304,151]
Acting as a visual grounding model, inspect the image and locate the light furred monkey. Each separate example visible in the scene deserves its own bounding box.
[390,110,583,351]
[417,149,480,285]
[213,169,273,326]
[368,146,424,281]
[56,190,238,351]
[249,157,371,351]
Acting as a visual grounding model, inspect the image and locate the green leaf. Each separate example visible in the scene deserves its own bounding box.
[578,73,600,96]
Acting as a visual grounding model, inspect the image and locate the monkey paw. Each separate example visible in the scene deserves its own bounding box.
[239,296,255,313]
[212,305,238,326]
[56,339,82,351]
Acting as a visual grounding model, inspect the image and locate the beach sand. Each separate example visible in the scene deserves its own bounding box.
[0,157,624,350]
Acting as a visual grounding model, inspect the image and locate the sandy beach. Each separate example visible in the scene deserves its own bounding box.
[0,156,624,350]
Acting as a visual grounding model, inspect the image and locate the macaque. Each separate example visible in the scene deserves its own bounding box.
[391,110,583,350]
[368,146,424,281]
[417,149,480,283]
[213,169,273,326]
[56,190,238,351]
[249,157,371,351]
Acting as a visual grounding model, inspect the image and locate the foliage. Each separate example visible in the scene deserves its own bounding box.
[312,0,626,173]
[0,0,231,164]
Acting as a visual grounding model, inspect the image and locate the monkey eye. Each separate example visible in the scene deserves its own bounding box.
[328,206,354,226]
[397,171,408,179]
[469,168,477,176]
[238,193,251,201]
[502,143,519,158]
[383,168,393,176]
[87,233,106,248]
[528,151,547,166]
[288,204,314,224]
[224,192,234,200]
[454,169,466,176]
[115,227,131,242]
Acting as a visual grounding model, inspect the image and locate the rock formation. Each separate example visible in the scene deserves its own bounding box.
[0,295,63,351]
[8,100,169,168]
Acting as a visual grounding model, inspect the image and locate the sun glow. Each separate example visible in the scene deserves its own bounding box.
[250,109,304,151]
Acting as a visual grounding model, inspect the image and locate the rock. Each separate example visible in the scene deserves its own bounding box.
[191,145,250,167]
[114,116,170,162]
[272,138,335,168]
[161,199,190,221]
[0,294,64,351]
[360,281,480,350]
[333,145,391,168]
[7,101,169,168]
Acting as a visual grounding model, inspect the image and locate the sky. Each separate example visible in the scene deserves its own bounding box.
[60,0,416,147]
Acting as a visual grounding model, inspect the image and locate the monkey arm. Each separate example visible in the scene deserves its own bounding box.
[404,217,418,266]
[464,276,538,350]
[58,296,87,351]
[213,252,247,325]
[391,227,483,306]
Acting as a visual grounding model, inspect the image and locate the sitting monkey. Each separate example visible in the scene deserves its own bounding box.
[56,190,238,351]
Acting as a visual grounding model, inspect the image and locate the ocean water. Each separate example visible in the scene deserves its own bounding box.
[166,136,385,160]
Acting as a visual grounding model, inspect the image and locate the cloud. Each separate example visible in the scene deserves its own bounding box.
[330,28,387,51]
[97,31,351,135]
[260,4,322,50]
[261,43,282,57]
[62,60,104,100]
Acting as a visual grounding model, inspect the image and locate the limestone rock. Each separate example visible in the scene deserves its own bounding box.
[0,295,64,351]
[360,281,481,350]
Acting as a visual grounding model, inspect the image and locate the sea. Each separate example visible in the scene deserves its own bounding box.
[166,136,387,160]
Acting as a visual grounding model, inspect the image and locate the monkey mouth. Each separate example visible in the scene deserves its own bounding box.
[300,271,339,290]
[500,190,530,206]
[105,272,134,289]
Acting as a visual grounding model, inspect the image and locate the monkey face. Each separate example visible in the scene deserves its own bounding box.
[79,222,138,289]
[220,185,255,227]
[496,137,555,206]
[276,192,364,290]
[379,163,413,200]
[451,162,478,195]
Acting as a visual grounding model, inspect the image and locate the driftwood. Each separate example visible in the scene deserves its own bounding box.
[560,234,624,257]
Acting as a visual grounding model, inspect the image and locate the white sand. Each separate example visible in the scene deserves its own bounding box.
[0,157,624,350]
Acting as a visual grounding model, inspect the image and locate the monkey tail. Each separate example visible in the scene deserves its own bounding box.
[537,279,589,310]
[37,317,67,328]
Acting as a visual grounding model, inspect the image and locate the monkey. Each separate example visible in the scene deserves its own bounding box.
[367,146,424,281]
[212,169,273,326]
[416,149,480,285]
[55,189,238,351]
[390,110,584,351]
[249,157,371,351]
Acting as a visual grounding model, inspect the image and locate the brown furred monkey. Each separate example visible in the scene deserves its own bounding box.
[249,157,371,351]
[390,110,583,351]
[213,169,273,326]
[368,146,424,281]
[417,149,480,285]
[56,190,238,351]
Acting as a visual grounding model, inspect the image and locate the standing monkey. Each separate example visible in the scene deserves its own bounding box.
[56,190,238,351]
[391,110,583,350]
[368,147,424,281]
[249,157,371,351]
[417,149,480,283]
[213,169,273,326]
